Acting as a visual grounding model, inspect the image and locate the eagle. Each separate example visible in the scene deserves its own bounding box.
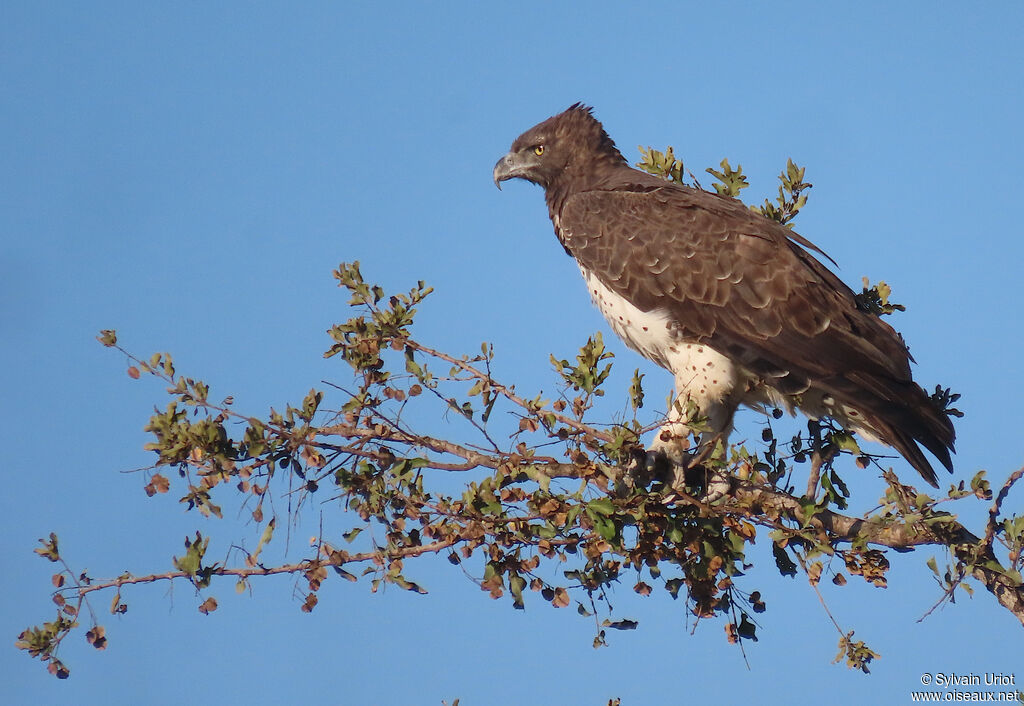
[493,103,955,487]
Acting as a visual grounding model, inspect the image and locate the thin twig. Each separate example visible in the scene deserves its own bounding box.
[984,466,1024,552]
[65,538,461,600]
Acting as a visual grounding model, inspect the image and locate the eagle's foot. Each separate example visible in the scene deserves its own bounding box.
[622,443,685,489]
[660,461,732,505]
[626,446,732,505]
[692,465,732,504]
[619,446,662,494]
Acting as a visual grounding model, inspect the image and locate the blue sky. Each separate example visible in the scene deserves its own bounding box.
[3,3,1023,704]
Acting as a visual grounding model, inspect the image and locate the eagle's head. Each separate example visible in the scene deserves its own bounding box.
[494,103,626,191]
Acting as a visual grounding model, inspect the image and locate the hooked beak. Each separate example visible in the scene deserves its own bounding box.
[493,152,522,190]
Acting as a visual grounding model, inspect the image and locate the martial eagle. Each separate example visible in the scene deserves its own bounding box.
[493,104,955,487]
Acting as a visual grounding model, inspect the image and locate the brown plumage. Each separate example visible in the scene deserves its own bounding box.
[494,103,955,487]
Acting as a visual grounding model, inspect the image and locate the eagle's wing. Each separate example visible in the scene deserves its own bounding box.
[559,184,954,482]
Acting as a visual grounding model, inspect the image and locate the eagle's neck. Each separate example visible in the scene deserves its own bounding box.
[544,154,628,225]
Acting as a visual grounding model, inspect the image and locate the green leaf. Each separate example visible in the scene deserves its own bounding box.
[525,465,551,492]
[173,532,209,577]
[634,145,685,184]
[587,498,616,517]
[509,574,526,610]
[252,518,275,561]
[706,158,749,198]
[832,432,861,454]
[628,368,645,411]
[34,533,60,562]
[594,516,616,541]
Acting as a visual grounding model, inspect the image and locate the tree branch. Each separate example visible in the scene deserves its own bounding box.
[316,422,584,478]
[66,538,461,600]
[730,478,1024,626]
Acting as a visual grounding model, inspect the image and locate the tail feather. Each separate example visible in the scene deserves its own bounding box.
[829,374,956,488]
[888,429,941,488]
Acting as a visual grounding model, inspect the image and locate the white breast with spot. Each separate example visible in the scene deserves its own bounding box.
[579,267,740,412]
[577,266,883,445]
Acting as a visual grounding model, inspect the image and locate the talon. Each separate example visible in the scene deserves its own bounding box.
[702,469,732,504]
[625,442,734,504]
[645,449,667,476]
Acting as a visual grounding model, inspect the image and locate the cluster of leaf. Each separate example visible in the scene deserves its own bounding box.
[757,159,811,227]
[635,149,809,226]
[635,145,687,185]
[20,160,1024,681]
[854,278,906,317]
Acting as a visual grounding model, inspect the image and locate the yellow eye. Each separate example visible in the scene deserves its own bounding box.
[533,145,545,156]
